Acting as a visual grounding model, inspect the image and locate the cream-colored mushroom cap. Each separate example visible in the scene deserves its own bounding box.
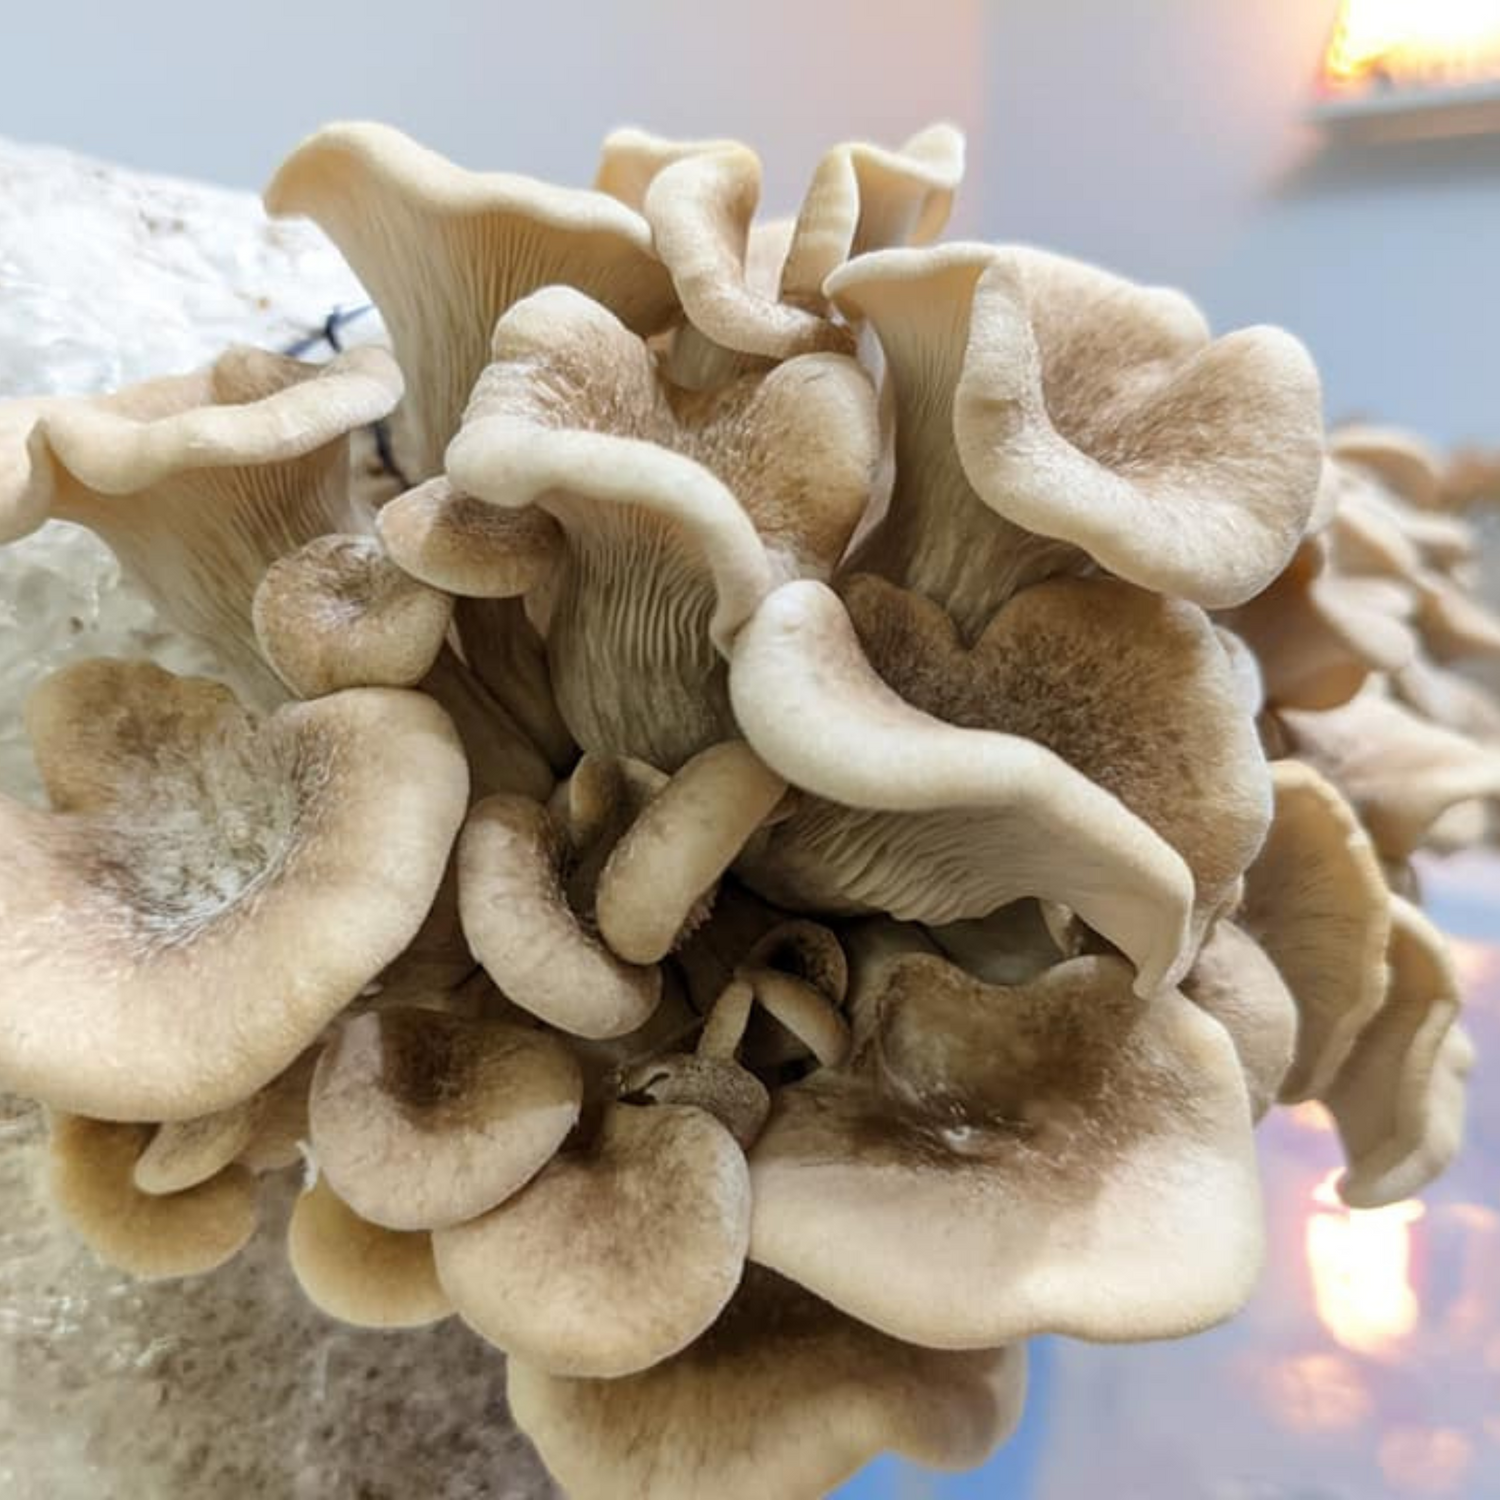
[287,1178,452,1328]
[1,346,401,703]
[1325,898,1468,1208]
[508,1268,1026,1500]
[447,284,877,768]
[1280,694,1500,862]
[309,1007,582,1231]
[749,953,1262,1347]
[1239,759,1390,1102]
[826,244,1320,632]
[1182,919,1298,1120]
[375,477,563,597]
[595,740,788,964]
[133,1098,258,1195]
[265,121,677,478]
[1330,424,1442,509]
[433,1102,750,1378]
[253,532,453,697]
[729,578,1197,995]
[50,1114,259,1279]
[0,660,469,1119]
[457,793,662,1038]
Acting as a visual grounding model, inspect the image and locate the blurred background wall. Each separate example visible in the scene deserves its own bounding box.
[3,0,1494,440]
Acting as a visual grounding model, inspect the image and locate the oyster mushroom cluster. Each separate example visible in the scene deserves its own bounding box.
[1,119,1494,1499]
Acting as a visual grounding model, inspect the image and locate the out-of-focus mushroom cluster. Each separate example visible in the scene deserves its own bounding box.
[0,120,1494,1500]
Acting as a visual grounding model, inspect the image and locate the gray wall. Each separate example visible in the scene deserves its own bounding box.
[6,0,1496,442]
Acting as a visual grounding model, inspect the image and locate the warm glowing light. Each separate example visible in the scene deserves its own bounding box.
[1260,1351,1372,1433]
[1445,935,1500,999]
[1306,1170,1424,1357]
[1323,0,1500,91]
[1378,1425,1475,1495]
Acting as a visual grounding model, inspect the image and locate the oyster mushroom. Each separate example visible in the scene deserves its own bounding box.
[433,1102,750,1378]
[287,1177,452,1328]
[0,660,468,1119]
[252,532,453,697]
[264,121,677,478]
[729,578,1205,995]
[445,284,878,768]
[826,244,1322,636]
[507,1267,1026,1500]
[50,1114,259,1279]
[1239,759,1391,1102]
[748,952,1263,1347]
[308,1006,583,1230]
[0,345,401,704]
[1325,898,1469,1208]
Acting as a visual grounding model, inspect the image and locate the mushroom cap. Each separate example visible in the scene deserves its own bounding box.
[433,1102,750,1378]
[748,953,1262,1348]
[456,793,663,1038]
[826,243,1321,630]
[375,477,563,598]
[133,1099,258,1195]
[287,1177,452,1328]
[1330,424,1442,510]
[3,346,402,703]
[50,1114,259,1279]
[447,284,878,767]
[252,532,453,697]
[619,1052,772,1149]
[309,1006,583,1230]
[0,661,469,1119]
[595,740,788,965]
[1326,897,1468,1208]
[729,578,1197,995]
[264,120,677,478]
[1182,919,1298,1120]
[1240,759,1391,1102]
[507,1267,1026,1500]
[1280,693,1500,862]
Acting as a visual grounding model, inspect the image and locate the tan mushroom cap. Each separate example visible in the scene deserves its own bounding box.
[1394,653,1500,742]
[730,579,1200,995]
[265,121,677,479]
[748,953,1262,1347]
[1326,898,1468,1208]
[827,244,1321,633]
[1,346,401,703]
[308,1007,582,1231]
[252,532,453,697]
[375,476,563,598]
[50,1114,259,1279]
[1414,571,1500,664]
[621,1049,772,1150]
[0,661,469,1120]
[433,1102,750,1378]
[593,127,744,210]
[508,1267,1026,1500]
[1280,693,1500,862]
[457,793,662,1038]
[595,740,788,964]
[237,1048,319,1173]
[287,1177,452,1328]
[778,124,964,304]
[841,570,1270,928]
[1240,759,1390,1102]
[927,900,1069,987]
[1330,424,1442,509]
[447,284,878,769]
[1221,537,1417,711]
[1182,919,1298,1120]
[643,144,854,361]
[133,1098,258,1195]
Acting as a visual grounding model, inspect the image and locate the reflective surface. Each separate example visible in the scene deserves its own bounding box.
[841,851,1499,1499]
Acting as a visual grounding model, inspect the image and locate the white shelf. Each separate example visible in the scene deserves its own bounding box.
[1309,78,1500,140]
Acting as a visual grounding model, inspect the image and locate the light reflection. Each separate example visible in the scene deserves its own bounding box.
[1378,1425,1475,1495]
[1306,1171,1423,1360]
